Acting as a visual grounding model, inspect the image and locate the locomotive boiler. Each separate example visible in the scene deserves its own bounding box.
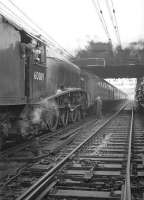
[0,14,127,147]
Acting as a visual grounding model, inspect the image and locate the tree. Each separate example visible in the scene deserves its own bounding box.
[72,39,144,66]
[73,40,114,65]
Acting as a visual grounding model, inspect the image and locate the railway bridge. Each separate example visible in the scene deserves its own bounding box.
[75,59,144,78]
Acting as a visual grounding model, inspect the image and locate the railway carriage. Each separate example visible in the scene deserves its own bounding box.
[81,70,127,113]
[0,14,127,147]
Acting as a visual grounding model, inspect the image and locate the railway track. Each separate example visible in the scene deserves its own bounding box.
[1,101,125,154]
[3,104,133,200]
[0,115,104,173]
[0,110,118,200]
[3,102,142,200]
[1,114,97,153]
[131,113,144,199]
[13,104,135,200]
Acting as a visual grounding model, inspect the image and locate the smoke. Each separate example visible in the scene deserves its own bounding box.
[18,98,59,138]
[19,118,30,138]
[32,107,43,124]
[31,98,59,128]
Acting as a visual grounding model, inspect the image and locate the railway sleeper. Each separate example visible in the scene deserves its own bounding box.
[48,189,122,199]
[66,164,122,171]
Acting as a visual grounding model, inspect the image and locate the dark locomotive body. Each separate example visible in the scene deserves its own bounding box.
[0,15,127,147]
[0,16,25,105]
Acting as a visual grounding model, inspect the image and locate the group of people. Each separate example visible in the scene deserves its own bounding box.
[20,39,44,64]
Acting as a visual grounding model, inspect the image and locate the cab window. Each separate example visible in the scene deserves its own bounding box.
[33,43,46,64]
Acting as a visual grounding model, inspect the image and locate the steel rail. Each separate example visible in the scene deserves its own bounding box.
[0,117,99,186]
[1,114,95,159]
[17,103,128,200]
[123,108,133,200]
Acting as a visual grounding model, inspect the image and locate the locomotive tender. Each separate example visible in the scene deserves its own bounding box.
[0,14,127,145]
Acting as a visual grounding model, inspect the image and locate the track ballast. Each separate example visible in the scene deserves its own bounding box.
[15,104,135,200]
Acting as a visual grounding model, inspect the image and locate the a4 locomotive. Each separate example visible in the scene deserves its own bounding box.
[0,15,127,146]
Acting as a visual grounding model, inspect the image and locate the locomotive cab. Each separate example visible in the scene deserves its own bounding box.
[0,15,47,105]
[20,31,47,103]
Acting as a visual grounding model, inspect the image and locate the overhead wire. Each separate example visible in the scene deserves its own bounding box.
[96,0,111,41]
[91,0,112,43]
[0,1,40,35]
[0,0,122,56]
[105,0,117,39]
[0,3,55,49]
[0,2,48,45]
[0,8,51,45]
[109,0,121,46]
[105,0,121,45]
[0,0,73,57]
[7,0,73,57]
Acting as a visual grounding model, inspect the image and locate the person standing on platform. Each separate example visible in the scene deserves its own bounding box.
[96,96,102,119]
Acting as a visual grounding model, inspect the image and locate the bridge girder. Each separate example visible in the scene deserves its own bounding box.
[79,64,144,78]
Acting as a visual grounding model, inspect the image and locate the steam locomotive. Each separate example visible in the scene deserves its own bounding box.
[0,14,127,146]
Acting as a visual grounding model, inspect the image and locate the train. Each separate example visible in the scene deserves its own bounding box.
[0,14,127,147]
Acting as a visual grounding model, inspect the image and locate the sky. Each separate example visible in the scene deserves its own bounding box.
[0,0,143,96]
[1,0,144,53]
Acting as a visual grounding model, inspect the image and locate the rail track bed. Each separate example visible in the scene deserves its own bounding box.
[131,113,144,199]
[1,114,98,153]
[40,111,131,200]
[0,115,103,175]
[3,104,134,200]
[0,111,116,200]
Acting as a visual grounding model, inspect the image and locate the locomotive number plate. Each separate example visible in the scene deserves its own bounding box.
[34,72,44,81]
